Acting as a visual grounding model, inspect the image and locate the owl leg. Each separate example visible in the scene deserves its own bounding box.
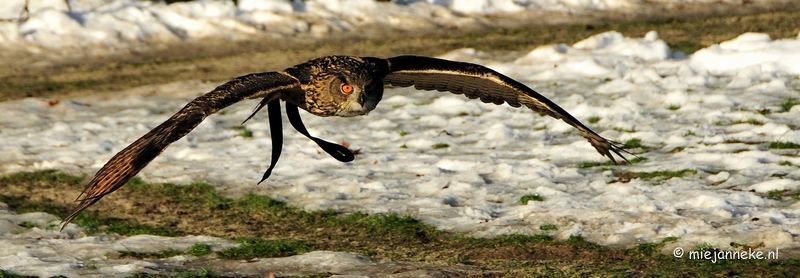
[285,104,354,163]
[258,100,284,184]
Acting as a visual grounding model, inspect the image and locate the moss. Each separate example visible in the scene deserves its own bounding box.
[767,141,800,149]
[432,143,450,149]
[520,194,544,204]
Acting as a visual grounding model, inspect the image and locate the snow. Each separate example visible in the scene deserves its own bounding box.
[1,0,800,277]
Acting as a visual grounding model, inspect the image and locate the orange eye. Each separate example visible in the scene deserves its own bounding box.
[365,83,375,93]
[341,84,354,94]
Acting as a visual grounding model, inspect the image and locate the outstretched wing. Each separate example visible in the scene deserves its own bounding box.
[383,55,628,163]
[61,72,300,230]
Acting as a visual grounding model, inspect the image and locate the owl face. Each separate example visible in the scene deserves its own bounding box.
[329,75,383,117]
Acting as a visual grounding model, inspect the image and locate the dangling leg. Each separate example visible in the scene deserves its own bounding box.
[285,103,354,162]
[258,100,284,184]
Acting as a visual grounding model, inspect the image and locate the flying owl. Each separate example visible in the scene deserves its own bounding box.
[61,55,629,230]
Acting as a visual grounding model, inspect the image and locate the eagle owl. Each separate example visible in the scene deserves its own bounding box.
[61,55,629,229]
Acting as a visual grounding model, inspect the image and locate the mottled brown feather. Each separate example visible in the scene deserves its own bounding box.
[61,72,300,230]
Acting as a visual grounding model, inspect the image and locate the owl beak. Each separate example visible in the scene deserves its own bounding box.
[358,92,366,106]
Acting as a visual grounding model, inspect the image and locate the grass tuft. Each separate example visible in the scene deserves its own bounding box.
[693,242,716,253]
[767,141,800,149]
[73,213,182,236]
[622,138,644,149]
[119,248,183,259]
[540,224,558,231]
[588,116,600,123]
[334,213,441,240]
[616,169,697,182]
[432,143,450,149]
[723,137,742,144]
[667,104,680,111]
[234,193,289,211]
[217,237,309,260]
[629,236,679,256]
[779,98,798,112]
[0,169,84,186]
[239,128,253,138]
[187,243,213,256]
[767,190,785,199]
[495,234,553,247]
[566,235,601,250]
[520,194,544,204]
[744,118,764,125]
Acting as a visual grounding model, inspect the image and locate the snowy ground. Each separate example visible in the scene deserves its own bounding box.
[2,30,800,276]
[2,0,800,277]
[0,0,794,65]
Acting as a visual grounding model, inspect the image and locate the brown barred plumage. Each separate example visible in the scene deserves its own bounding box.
[61,55,629,230]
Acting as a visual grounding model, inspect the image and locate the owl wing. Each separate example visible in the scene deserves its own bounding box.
[61,72,300,230]
[382,55,629,164]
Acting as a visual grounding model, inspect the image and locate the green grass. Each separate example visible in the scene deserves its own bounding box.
[520,193,544,204]
[495,234,553,247]
[616,169,697,182]
[4,170,800,276]
[0,169,84,186]
[667,104,680,111]
[622,138,644,149]
[778,161,794,166]
[125,267,222,278]
[566,235,601,250]
[73,213,183,236]
[187,243,213,256]
[779,99,798,112]
[587,116,600,124]
[723,137,743,143]
[119,248,183,259]
[628,237,679,256]
[670,146,686,153]
[767,190,785,199]
[743,118,764,125]
[767,140,800,149]
[239,128,253,138]
[217,237,310,260]
[540,224,558,231]
[431,143,449,149]
[716,118,765,126]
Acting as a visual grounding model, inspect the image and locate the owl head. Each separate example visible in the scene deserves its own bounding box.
[287,56,385,117]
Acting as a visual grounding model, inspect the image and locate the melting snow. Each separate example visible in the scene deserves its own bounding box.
[1,0,800,277]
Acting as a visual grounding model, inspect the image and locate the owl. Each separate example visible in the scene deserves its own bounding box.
[61,55,629,229]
